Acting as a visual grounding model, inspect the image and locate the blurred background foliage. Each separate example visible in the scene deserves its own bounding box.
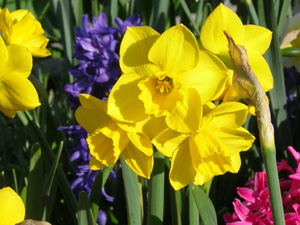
[0,0,299,224]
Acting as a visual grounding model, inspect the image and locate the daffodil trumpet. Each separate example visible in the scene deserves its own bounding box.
[224,31,285,225]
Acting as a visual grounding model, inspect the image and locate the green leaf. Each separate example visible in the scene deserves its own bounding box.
[189,184,199,225]
[78,191,95,225]
[42,142,63,221]
[147,150,165,225]
[89,164,114,222]
[149,0,170,32]
[26,143,44,220]
[191,184,217,225]
[120,156,142,225]
[17,111,78,224]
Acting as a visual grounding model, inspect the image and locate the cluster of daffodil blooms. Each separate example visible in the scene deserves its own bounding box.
[0,8,50,118]
[75,4,273,190]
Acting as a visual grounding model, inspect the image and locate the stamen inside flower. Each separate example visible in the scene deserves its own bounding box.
[156,76,172,93]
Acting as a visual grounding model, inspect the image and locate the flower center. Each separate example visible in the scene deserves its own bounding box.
[156,76,172,93]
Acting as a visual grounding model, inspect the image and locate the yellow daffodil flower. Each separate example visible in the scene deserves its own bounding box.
[0,36,40,118]
[153,102,255,190]
[200,3,273,102]
[0,187,25,225]
[75,94,153,178]
[108,24,228,133]
[0,8,50,57]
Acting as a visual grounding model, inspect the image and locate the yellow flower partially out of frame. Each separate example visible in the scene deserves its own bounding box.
[153,101,255,190]
[108,24,228,133]
[0,8,51,57]
[0,36,40,118]
[200,3,273,102]
[0,187,25,225]
[75,94,153,178]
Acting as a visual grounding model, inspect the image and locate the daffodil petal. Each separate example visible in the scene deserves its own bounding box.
[227,153,242,173]
[75,94,111,133]
[149,24,200,74]
[87,122,129,166]
[152,128,187,157]
[204,102,249,128]
[0,187,25,225]
[123,142,153,178]
[127,132,153,156]
[139,116,168,139]
[107,73,148,123]
[120,26,160,75]
[0,73,40,112]
[243,25,272,55]
[89,155,106,170]
[7,44,32,77]
[23,35,51,57]
[166,88,202,133]
[169,139,196,190]
[248,51,273,92]
[179,50,229,104]
[215,127,255,155]
[200,3,245,57]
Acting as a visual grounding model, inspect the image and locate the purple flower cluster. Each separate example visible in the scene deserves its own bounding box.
[65,13,142,109]
[59,13,142,225]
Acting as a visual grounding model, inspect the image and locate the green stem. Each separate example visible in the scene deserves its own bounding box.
[261,146,285,225]
[147,150,165,225]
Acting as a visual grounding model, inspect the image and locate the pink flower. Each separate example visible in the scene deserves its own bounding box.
[224,146,300,224]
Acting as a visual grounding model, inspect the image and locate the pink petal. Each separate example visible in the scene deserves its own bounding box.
[287,146,300,164]
[237,187,256,202]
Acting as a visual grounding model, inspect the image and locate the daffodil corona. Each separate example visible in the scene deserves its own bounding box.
[108,24,229,133]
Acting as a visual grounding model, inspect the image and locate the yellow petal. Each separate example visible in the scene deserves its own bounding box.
[215,127,255,155]
[89,155,106,170]
[139,116,168,139]
[23,35,51,57]
[107,73,148,123]
[7,44,32,77]
[149,24,200,74]
[247,50,273,92]
[127,132,153,156]
[169,139,196,190]
[152,128,187,157]
[178,50,229,104]
[0,187,25,225]
[120,26,160,75]
[203,102,249,129]
[243,25,272,55]
[123,142,153,178]
[0,73,40,113]
[200,3,245,59]
[75,94,110,133]
[87,122,129,166]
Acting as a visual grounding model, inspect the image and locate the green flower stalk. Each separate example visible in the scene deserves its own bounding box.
[224,31,285,225]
